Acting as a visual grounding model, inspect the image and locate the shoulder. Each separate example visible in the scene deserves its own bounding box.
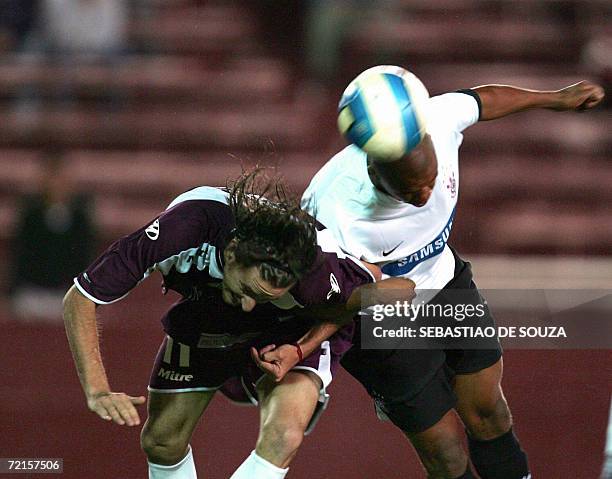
[155,189,234,248]
[164,187,232,225]
[291,233,374,306]
[426,92,480,133]
[427,91,480,116]
[332,145,368,173]
[290,249,341,306]
[320,144,367,173]
[303,145,368,201]
[167,186,230,209]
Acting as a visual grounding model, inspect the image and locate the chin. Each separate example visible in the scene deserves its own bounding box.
[221,290,234,306]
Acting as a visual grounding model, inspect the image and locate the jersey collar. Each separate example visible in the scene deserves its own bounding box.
[208,244,225,279]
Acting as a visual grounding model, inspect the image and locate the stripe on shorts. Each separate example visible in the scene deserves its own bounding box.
[163,336,173,364]
[179,343,190,368]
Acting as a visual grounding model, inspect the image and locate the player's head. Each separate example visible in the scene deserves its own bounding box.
[222,169,318,312]
[367,134,438,207]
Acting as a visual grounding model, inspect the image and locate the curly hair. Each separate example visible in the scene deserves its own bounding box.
[227,168,318,288]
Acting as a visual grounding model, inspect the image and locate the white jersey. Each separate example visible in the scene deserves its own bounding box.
[302,92,480,291]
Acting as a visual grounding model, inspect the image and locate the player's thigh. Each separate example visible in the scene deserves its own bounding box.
[371,365,467,477]
[373,363,458,436]
[142,390,215,449]
[257,370,322,431]
[454,357,504,415]
[145,333,241,442]
[453,357,512,439]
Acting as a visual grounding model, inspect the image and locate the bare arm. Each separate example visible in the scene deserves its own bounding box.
[474,81,605,121]
[250,303,351,381]
[63,285,145,426]
[252,277,416,381]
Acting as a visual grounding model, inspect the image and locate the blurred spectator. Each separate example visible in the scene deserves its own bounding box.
[0,0,40,52]
[40,0,128,58]
[304,0,398,85]
[249,0,392,84]
[9,151,96,320]
[12,0,129,114]
[248,1,308,71]
[304,0,366,84]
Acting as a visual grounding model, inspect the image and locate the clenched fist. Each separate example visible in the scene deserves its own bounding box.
[553,81,605,111]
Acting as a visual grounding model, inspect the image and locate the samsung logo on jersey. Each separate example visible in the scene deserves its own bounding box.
[382,208,456,276]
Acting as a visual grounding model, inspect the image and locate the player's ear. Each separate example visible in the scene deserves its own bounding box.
[224,238,239,264]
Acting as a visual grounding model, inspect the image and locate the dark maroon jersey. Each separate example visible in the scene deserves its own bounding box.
[74,186,374,346]
[75,187,232,304]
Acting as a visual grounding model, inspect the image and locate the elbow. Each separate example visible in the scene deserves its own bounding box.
[63,285,79,310]
[63,285,95,320]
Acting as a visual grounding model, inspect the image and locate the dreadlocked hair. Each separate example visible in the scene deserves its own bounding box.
[227,168,318,288]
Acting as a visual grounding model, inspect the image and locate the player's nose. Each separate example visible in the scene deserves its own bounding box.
[241,296,256,312]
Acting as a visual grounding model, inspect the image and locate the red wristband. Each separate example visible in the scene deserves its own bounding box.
[291,342,303,362]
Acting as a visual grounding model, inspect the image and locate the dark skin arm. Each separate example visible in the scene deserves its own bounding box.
[368,80,605,205]
[251,276,416,381]
[474,81,604,120]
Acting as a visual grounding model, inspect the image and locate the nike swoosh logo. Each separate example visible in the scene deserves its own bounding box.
[382,242,403,257]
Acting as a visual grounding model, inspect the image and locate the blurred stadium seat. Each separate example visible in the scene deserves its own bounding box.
[0,0,607,260]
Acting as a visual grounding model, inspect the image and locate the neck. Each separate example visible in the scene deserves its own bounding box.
[366,157,392,196]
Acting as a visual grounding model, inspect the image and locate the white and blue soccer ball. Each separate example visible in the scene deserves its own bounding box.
[337,65,429,161]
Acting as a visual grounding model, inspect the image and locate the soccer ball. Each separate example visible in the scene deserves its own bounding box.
[337,65,429,161]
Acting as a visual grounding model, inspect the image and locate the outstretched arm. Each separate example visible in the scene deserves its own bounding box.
[474,81,605,121]
[63,285,145,426]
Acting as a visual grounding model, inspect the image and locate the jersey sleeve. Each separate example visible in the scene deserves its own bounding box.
[74,200,231,304]
[427,91,480,134]
[290,247,375,308]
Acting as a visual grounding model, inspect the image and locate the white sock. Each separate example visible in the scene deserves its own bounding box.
[604,398,612,478]
[148,445,197,479]
[230,450,288,479]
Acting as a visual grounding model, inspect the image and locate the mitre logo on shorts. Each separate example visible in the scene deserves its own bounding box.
[326,273,341,300]
[158,367,193,382]
[145,219,160,240]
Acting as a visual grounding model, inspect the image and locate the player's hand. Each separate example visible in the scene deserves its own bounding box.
[365,277,417,308]
[554,81,605,111]
[86,391,146,426]
[251,344,300,382]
